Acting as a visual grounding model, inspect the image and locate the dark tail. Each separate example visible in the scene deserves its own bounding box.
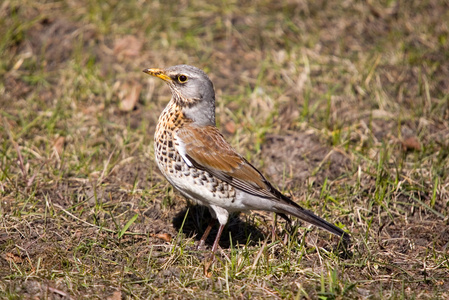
[258,171,351,242]
[275,201,351,242]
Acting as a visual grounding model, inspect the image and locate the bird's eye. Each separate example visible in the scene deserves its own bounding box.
[178,74,188,83]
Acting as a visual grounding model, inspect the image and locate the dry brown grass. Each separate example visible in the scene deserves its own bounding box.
[1,0,448,298]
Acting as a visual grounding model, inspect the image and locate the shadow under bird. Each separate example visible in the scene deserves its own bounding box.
[143,64,350,261]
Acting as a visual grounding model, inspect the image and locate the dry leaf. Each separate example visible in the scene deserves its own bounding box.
[401,136,421,151]
[82,103,105,115]
[118,81,142,112]
[150,233,172,243]
[107,290,122,300]
[53,136,65,155]
[224,121,236,134]
[114,35,142,59]
[3,252,23,263]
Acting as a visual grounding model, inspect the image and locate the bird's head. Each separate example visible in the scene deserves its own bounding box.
[143,65,216,126]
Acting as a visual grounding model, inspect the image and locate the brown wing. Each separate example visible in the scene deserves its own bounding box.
[175,124,281,200]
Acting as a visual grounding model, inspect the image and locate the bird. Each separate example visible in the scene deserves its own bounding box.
[143,64,350,259]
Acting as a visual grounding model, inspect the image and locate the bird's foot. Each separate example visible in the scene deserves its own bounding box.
[203,252,216,277]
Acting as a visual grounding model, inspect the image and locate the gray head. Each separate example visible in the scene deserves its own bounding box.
[143,65,216,126]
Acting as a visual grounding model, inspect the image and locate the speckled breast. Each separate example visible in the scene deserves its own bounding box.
[154,101,237,207]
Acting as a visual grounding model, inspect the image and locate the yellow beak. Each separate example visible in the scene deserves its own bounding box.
[143,68,172,82]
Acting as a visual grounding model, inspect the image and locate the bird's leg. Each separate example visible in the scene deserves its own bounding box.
[210,223,225,254]
[198,218,216,250]
[204,223,225,275]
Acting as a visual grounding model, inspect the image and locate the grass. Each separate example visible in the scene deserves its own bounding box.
[1,0,449,298]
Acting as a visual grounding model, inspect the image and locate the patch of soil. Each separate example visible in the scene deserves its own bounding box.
[261,132,351,188]
[367,219,449,291]
[23,18,98,71]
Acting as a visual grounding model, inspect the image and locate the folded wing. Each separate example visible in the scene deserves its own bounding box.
[175,125,283,200]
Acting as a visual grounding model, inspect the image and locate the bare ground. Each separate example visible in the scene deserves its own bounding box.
[1,0,449,298]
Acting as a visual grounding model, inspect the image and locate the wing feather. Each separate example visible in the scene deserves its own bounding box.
[174,125,279,200]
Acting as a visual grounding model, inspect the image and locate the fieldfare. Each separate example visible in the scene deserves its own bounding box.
[143,65,350,260]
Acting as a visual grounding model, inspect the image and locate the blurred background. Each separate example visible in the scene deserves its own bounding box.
[1,0,448,298]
